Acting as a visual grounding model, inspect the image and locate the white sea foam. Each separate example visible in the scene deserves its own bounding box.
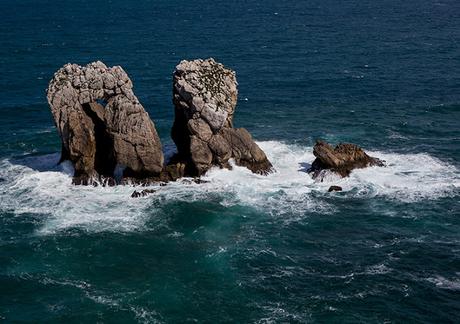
[364,263,392,275]
[0,141,458,234]
[341,149,460,202]
[0,154,152,234]
[426,275,460,290]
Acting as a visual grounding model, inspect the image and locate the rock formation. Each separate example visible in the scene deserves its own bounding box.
[328,185,343,192]
[171,58,273,176]
[47,61,164,184]
[308,140,384,180]
[131,189,156,198]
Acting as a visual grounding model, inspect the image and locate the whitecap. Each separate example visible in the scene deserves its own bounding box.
[364,263,392,275]
[426,275,460,290]
[388,131,408,140]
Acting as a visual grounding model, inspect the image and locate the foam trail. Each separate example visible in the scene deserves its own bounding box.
[0,154,153,234]
[341,150,460,201]
[0,141,458,234]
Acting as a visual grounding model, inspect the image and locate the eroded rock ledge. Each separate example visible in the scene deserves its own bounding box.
[47,61,164,184]
[171,58,273,176]
[308,140,384,180]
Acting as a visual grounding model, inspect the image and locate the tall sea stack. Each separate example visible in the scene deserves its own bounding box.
[171,58,273,176]
[47,61,164,184]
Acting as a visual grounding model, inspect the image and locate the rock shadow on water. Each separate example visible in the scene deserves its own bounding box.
[10,153,71,174]
[298,162,312,173]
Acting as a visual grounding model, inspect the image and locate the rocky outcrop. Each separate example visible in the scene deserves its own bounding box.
[328,185,343,192]
[131,189,156,198]
[47,61,164,184]
[172,58,273,176]
[308,140,384,180]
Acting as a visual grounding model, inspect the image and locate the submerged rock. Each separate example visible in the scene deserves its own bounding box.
[328,185,343,192]
[131,189,156,198]
[180,178,210,185]
[171,58,273,176]
[308,140,384,180]
[47,61,164,185]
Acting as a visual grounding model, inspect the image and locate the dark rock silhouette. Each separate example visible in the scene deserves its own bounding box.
[171,58,273,176]
[309,140,384,180]
[328,185,343,192]
[131,189,156,198]
[47,61,164,184]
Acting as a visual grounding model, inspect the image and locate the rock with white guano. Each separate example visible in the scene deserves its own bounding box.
[171,58,273,176]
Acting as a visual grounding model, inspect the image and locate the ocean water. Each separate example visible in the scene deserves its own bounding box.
[1,0,460,322]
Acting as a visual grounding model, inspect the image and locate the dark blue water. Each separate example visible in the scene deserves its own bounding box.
[1,0,460,322]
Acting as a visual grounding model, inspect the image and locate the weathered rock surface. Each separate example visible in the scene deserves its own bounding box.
[47,61,164,184]
[308,140,384,180]
[172,58,273,176]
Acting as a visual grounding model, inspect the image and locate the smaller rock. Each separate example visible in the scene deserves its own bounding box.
[308,140,384,180]
[328,185,343,192]
[131,189,156,198]
[181,178,210,185]
[193,178,209,184]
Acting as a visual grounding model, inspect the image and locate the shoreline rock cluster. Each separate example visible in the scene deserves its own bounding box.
[46,58,383,190]
[47,59,273,186]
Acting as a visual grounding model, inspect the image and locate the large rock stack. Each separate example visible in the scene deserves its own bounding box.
[47,61,164,184]
[171,58,273,176]
[46,59,273,186]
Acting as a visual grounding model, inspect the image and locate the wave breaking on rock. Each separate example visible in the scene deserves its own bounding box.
[308,140,385,181]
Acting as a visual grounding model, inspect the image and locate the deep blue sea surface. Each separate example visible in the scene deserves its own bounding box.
[1,0,460,322]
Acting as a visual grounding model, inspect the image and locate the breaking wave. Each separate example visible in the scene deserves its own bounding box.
[0,141,458,234]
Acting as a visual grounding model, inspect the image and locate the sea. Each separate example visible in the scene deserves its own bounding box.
[0,0,459,322]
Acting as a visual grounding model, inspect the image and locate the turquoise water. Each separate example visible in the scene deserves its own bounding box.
[1,0,460,322]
